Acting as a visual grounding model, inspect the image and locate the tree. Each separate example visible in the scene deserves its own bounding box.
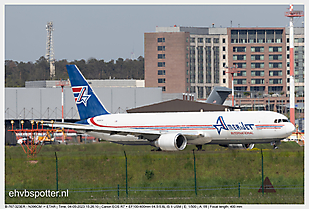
[5,56,145,87]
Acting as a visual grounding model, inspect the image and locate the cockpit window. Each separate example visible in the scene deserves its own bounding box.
[274,118,289,123]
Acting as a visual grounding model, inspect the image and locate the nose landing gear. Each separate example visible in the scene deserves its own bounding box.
[271,141,281,149]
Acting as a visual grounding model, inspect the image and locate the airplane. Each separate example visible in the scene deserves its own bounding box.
[47,65,295,151]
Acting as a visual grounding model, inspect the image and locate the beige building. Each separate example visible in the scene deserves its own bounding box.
[144,26,304,115]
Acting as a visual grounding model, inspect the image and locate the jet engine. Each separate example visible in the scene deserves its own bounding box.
[220,144,255,149]
[154,133,187,151]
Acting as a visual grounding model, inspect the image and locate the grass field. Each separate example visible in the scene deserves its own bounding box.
[5,141,304,204]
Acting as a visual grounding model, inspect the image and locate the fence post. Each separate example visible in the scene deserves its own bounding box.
[124,151,128,198]
[193,150,197,196]
[261,149,264,196]
[55,152,58,192]
[238,182,240,198]
[118,184,119,199]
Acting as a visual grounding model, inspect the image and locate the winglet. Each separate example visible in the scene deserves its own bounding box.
[66,65,110,120]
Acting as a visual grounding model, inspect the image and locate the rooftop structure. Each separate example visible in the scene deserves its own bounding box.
[25,79,145,88]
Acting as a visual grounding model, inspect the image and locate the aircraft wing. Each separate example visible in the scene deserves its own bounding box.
[45,121,161,136]
[43,121,209,141]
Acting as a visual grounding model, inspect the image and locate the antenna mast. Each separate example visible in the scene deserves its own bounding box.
[285,4,304,126]
[46,21,55,78]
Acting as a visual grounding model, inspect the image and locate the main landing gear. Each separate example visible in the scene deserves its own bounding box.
[196,145,204,151]
[151,147,162,151]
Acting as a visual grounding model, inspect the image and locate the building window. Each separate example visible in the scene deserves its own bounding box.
[248,30,256,43]
[269,79,282,84]
[223,55,226,59]
[214,38,219,43]
[251,55,264,60]
[158,62,165,67]
[233,47,246,52]
[158,46,165,51]
[251,46,264,52]
[235,86,247,91]
[198,38,203,43]
[161,86,166,91]
[206,38,211,43]
[158,70,165,75]
[239,30,247,43]
[158,54,165,59]
[269,55,282,61]
[233,79,247,85]
[233,55,246,61]
[269,46,282,52]
[223,46,225,51]
[158,78,165,83]
[266,30,274,43]
[269,62,282,68]
[251,63,264,69]
[222,38,225,43]
[158,37,165,42]
[190,37,195,43]
[250,86,265,92]
[269,71,282,76]
[235,71,246,77]
[251,71,264,76]
[295,38,304,43]
[251,79,265,84]
[234,63,246,69]
[223,79,226,83]
[257,30,265,43]
[197,87,204,99]
[269,86,283,92]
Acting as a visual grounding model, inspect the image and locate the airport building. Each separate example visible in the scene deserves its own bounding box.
[5,79,160,121]
[25,79,145,88]
[144,26,304,119]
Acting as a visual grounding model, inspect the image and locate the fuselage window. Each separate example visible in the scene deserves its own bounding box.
[274,119,278,123]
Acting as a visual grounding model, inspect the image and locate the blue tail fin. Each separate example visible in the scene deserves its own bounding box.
[66,65,110,120]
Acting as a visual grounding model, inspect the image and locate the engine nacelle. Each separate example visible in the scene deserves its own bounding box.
[220,144,255,149]
[154,133,187,151]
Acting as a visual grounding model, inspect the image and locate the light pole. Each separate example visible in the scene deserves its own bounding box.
[226,65,240,107]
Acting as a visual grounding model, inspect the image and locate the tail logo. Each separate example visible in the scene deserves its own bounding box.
[72,86,91,106]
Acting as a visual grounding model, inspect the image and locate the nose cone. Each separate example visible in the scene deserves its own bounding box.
[286,123,296,135]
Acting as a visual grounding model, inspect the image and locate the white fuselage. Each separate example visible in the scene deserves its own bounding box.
[86,111,295,145]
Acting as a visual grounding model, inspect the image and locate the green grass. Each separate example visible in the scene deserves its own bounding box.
[5,141,304,204]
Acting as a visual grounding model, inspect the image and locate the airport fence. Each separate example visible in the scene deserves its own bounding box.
[5,145,304,202]
[60,183,304,196]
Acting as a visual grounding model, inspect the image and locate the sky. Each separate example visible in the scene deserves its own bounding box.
[4,1,306,63]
